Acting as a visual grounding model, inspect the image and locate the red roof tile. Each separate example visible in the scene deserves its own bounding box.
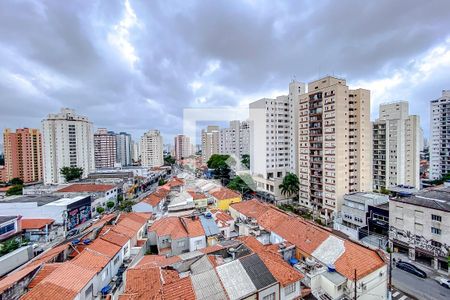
[57,183,116,193]
[0,264,41,294]
[142,194,164,207]
[162,276,196,300]
[71,249,111,271]
[100,229,129,247]
[210,187,240,200]
[161,269,179,284]
[28,263,62,288]
[122,268,163,299]
[21,219,54,230]
[230,199,268,219]
[181,217,205,237]
[136,255,181,269]
[149,217,188,239]
[86,238,121,258]
[199,244,223,254]
[211,209,234,222]
[22,281,78,300]
[187,191,207,200]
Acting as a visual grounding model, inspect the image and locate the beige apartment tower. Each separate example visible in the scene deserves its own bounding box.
[201,126,220,163]
[297,76,372,220]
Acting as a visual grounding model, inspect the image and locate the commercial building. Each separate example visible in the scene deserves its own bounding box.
[93,128,116,169]
[201,126,220,163]
[42,108,95,184]
[389,185,450,274]
[219,120,250,161]
[174,134,192,160]
[140,130,163,168]
[116,132,132,166]
[297,76,372,220]
[429,90,450,180]
[3,128,43,183]
[373,101,421,190]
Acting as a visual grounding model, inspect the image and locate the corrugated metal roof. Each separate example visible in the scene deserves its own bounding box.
[240,254,277,290]
[199,215,220,236]
[216,260,256,300]
[191,269,227,300]
[179,250,203,261]
[190,255,213,275]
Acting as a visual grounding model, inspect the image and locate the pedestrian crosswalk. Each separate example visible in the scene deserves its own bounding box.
[392,287,415,300]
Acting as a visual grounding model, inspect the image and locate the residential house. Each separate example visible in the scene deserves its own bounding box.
[181,217,206,252]
[210,209,236,239]
[210,187,242,211]
[0,216,21,241]
[188,191,208,210]
[21,219,55,243]
[199,214,221,245]
[148,217,190,256]
[132,188,169,214]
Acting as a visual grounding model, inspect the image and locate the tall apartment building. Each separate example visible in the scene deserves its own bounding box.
[373,102,421,190]
[116,132,132,166]
[219,120,250,160]
[131,140,140,164]
[3,128,43,183]
[201,126,220,163]
[249,81,306,202]
[297,76,372,220]
[94,128,116,169]
[430,90,450,180]
[174,134,192,160]
[42,108,95,184]
[140,130,163,168]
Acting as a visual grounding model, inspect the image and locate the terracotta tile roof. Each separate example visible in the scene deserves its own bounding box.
[111,224,136,238]
[230,199,268,219]
[257,209,289,231]
[122,268,163,299]
[210,187,240,200]
[28,263,62,288]
[181,217,205,237]
[161,269,179,284]
[239,236,303,286]
[149,217,188,239]
[118,212,150,227]
[0,264,41,294]
[100,229,129,247]
[162,276,196,300]
[334,240,386,279]
[22,281,78,300]
[28,243,69,266]
[154,188,170,198]
[0,186,13,192]
[136,255,181,269]
[142,193,164,207]
[168,177,185,187]
[71,249,111,271]
[187,191,207,200]
[21,218,54,230]
[199,244,223,254]
[136,239,146,247]
[57,183,116,193]
[86,238,121,258]
[211,209,234,222]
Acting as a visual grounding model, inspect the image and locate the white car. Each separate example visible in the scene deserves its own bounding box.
[434,276,450,289]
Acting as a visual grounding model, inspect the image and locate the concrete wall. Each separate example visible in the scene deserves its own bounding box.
[258,283,279,300]
[281,281,301,300]
[132,202,154,213]
[0,246,34,276]
[189,236,206,252]
[345,265,388,300]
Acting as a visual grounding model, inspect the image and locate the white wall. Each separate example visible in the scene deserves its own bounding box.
[0,202,66,223]
[281,281,301,300]
[189,236,206,252]
[132,202,154,213]
[258,284,279,300]
[345,265,388,300]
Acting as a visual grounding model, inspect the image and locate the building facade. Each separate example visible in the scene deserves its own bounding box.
[219,120,250,161]
[94,128,116,169]
[115,132,132,167]
[373,101,421,190]
[201,126,220,163]
[42,108,95,184]
[140,130,163,168]
[389,185,450,274]
[297,76,372,220]
[429,90,450,180]
[288,80,307,175]
[174,134,192,160]
[131,140,140,164]
[3,128,43,183]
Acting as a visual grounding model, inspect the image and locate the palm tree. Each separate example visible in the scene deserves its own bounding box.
[279,173,300,199]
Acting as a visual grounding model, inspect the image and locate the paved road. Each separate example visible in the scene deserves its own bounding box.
[392,268,450,300]
[391,286,415,300]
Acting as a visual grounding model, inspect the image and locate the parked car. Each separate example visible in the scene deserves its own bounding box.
[396,261,427,278]
[434,276,450,289]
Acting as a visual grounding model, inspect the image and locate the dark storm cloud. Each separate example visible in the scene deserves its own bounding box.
[1,0,450,142]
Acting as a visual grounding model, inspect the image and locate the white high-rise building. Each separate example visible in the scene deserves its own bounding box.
[42,108,95,184]
[201,126,220,163]
[116,132,132,166]
[297,77,372,220]
[131,140,140,164]
[288,80,307,174]
[430,90,450,180]
[140,130,163,168]
[174,134,192,160]
[373,101,421,189]
[94,128,116,169]
[219,120,250,160]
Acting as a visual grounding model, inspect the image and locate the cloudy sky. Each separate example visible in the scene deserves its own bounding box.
[1,0,450,145]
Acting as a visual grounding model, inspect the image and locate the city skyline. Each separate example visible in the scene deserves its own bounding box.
[1,1,450,141]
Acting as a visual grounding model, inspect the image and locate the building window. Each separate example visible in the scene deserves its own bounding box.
[431,214,442,222]
[263,293,276,300]
[285,282,296,295]
[0,223,15,235]
[178,240,185,247]
[431,227,441,235]
[114,255,120,265]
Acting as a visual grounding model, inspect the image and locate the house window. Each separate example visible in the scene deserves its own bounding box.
[178,240,185,247]
[114,255,120,265]
[285,282,296,295]
[84,284,93,299]
[0,223,15,235]
[431,227,441,235]
[263,293,276,300]
[431,214,442,222]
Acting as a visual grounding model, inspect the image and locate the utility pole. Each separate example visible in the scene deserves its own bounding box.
[354,269,357,300]
[389,250,393,299]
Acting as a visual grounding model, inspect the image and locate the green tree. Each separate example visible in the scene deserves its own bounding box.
[106,201,115,209]
[60,167,84,182]
[164,155,176,166]
[117,194,124,202]
[118,200,134,212]
[227,174,255,194]
[279,173,300,199]
[0,239,20,257]
[158,178,167,186]
[380,187,390,195]
[9,177,23,185]
[96,206,105,214]
[241,154,250,170]
[207,154,234,184]
[6,185,23,196]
